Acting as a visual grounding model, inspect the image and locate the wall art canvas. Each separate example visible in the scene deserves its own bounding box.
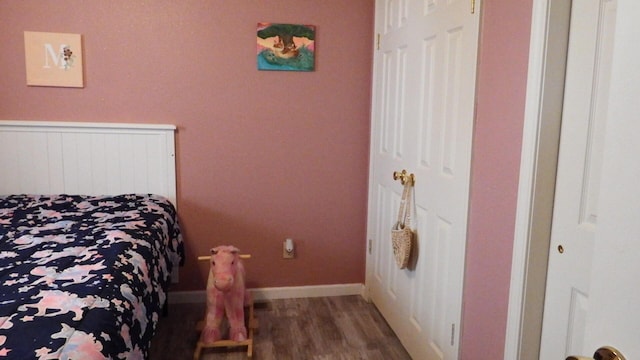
[257,23,315,72]
[24,31,84,87]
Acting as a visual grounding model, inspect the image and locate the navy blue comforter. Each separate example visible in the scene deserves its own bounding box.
[0,194,183,359]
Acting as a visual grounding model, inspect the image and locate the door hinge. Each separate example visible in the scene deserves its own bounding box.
[376,33,381,50]
[368,239,372,254]
[451,323,456,346]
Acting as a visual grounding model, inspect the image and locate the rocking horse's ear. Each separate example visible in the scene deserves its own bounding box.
[211,248,218,255]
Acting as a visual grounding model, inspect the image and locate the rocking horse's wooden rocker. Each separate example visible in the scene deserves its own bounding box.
[193,246,258,359]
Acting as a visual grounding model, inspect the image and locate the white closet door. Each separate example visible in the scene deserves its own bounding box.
[366,0,481,358]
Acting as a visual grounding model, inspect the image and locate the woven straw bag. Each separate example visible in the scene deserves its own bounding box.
[391,182,413,269]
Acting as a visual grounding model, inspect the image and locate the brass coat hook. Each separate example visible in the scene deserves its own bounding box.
[393,169,415,186]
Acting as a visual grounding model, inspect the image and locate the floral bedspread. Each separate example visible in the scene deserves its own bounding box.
[0,194,183,359]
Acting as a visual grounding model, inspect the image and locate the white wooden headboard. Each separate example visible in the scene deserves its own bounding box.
[0,121,177,206]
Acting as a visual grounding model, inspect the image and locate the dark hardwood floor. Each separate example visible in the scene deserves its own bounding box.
[150,295,411,360]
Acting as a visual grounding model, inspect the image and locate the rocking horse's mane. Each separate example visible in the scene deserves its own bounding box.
[211,245,239,255]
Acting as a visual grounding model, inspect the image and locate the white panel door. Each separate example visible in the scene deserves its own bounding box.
[579,2,640,356]
[366,0,480,359]
[539,1,617,356]
[539,1,640,358]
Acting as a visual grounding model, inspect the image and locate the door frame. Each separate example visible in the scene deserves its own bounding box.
[504,0,573,359]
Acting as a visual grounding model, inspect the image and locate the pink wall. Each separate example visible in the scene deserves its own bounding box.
[0,1,374,290]
[461,0,533,359]
[1,1,534,358]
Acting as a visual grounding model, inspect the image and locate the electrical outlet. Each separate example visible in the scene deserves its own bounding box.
[283,238,294,259]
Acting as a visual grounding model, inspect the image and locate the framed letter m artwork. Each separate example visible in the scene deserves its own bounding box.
[24,31,84,88]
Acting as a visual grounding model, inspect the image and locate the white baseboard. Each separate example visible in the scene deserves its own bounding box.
[168,283,366,304]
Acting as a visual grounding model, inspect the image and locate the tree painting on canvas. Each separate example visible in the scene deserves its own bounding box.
[257,23,315,72]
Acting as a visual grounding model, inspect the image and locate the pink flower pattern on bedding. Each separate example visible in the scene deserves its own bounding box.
[0,194,183,359]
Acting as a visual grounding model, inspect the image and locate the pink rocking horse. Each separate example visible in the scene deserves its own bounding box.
[201,245,249,343]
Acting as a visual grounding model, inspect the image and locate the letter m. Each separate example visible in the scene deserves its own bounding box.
[43,43,67,69]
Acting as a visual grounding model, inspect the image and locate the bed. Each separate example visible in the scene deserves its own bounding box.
[0,121,183,359]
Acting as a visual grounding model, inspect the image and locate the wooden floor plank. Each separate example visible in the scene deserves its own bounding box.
[150,295,411,359]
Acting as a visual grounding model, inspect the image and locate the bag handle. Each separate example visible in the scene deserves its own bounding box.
[396,182,413,228]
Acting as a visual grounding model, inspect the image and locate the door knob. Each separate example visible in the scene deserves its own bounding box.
[566,346,626,360]
[392,170,415,186]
